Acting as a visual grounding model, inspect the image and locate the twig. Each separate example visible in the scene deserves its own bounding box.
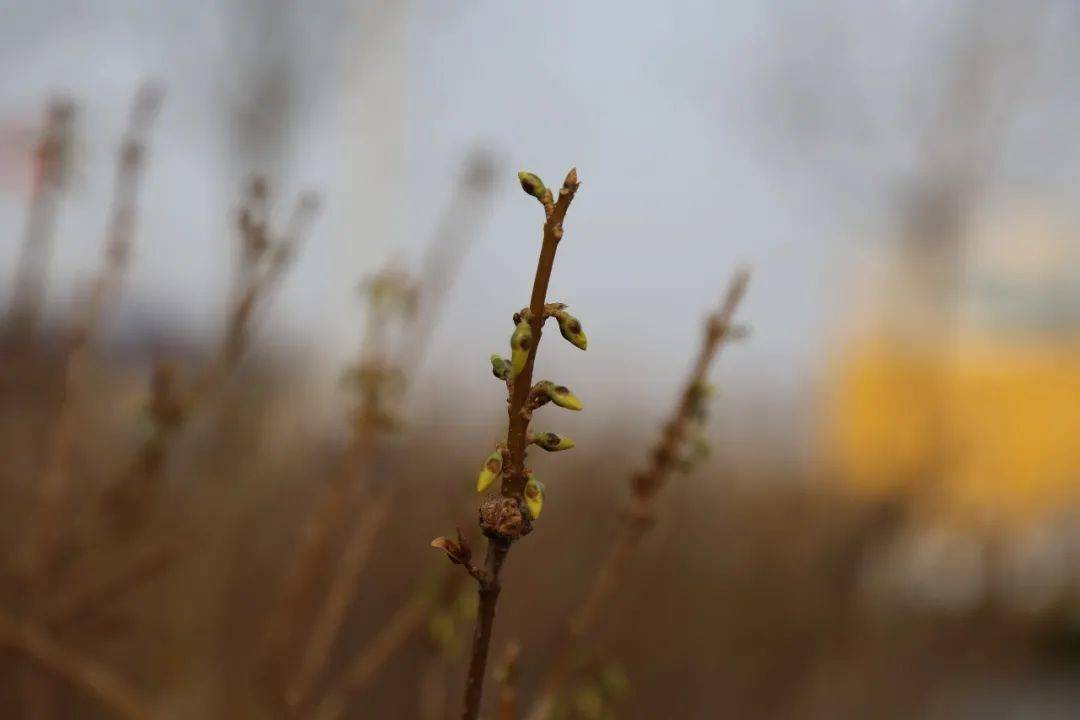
[312,592,431,720]
[497,642,521,720]
[25,85,161,586]
[5,98,76,338]
[284,485,392,710]
[100,183,317,531]
[431,168,582,720]
[0,610,157,720]
[525,270,750,720]
[46,543,177,629]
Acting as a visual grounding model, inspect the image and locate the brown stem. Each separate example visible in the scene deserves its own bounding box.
[457,167,580,720]
[47,543,176,629]
[313,592,431,720]
[504,168,579,498]
[0,610,156,720]
[525,270,750,720]
[286,485,392,711]
[461,539,509,720]
[6,98,75,338]
[497,642,522,720]
[25,86,161,586]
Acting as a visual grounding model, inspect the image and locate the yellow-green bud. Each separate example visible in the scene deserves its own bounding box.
[524,476,545,519]
[531,432,576,452]
[554,309,587,350]
[477,450,503,492]
[510,320,533,378]
[490,354,512,381]
[537,381,583,411]
[517,171,547,201]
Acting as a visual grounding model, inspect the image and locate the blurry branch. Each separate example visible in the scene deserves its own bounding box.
[431,167,583,720]
[5,98,76,339]
[46,542,177,629]
[526,270,750,720]
[209,180,321,392]
[312,592,431,720]
[0,610,157,720]
[314,562,478,720]
[496,642,521,720]
[284,481,393,709]
[401,150,496,369]
[24,84,162,591]
[100,180,319,534]
[268,154,494,714]
[271,267,414,713]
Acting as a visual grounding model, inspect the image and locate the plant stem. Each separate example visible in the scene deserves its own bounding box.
[461,539,509,720]
[458,168,580,720]
[525,269,749,720]
[0,610,156,720]
[504,168,578,498]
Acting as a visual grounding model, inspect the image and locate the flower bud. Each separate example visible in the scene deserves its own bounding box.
[530,431,576,452]
[554,309,587,350]
[510,320,533,378]
[517,171,547,202]
[477,450,503,492]
[537,381,583,411]
[490,354,512,381]
[524,476,545,519]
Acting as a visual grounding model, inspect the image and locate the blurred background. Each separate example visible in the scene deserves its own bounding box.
[0,0,1078,717]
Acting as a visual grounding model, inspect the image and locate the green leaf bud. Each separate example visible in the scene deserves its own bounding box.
[510,320,533,378]
[524,476,545,519]
[537,381,583,411]
[477,450,503,493]
[490,354,512,381]
[517,171,547,201]
[554,309,587,350]
[530,431,576,452]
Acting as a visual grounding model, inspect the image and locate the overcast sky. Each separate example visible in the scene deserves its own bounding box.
[1,0,1077,454]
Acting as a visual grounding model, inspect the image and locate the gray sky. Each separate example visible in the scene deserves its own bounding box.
[1,0,1077,456]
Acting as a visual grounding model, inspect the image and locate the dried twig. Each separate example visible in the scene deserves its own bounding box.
[5,98,76,338]
[496,642,521,720]
[525,270,750,720]
[0,610,157,720]
[100,182,318,531]
[284,484,392,710]
[312,592,431,720]
[46,543,177,629]
[25,85,162,586]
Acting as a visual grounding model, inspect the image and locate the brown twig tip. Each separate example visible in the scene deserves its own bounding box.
[431,529,473,566]
[563,167,579,190]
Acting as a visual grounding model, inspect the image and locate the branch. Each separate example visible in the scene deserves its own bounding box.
[285,488,392,711]
[525,269,750,720]
[504,168,579,498]
[313,593,431,720]
[447,167,581,720]
[0,610,157,720]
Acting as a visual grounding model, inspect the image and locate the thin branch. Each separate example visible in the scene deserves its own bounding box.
[24,85,161,585]
[47,543,176,629]
[0,610,157,720]
[497,642,521,720]
[312,592,431,720]
[526,270,750,720]
[452,168,581,720]
[503,168,579,498]
[6,98,76,338]
[285,486,392,711]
